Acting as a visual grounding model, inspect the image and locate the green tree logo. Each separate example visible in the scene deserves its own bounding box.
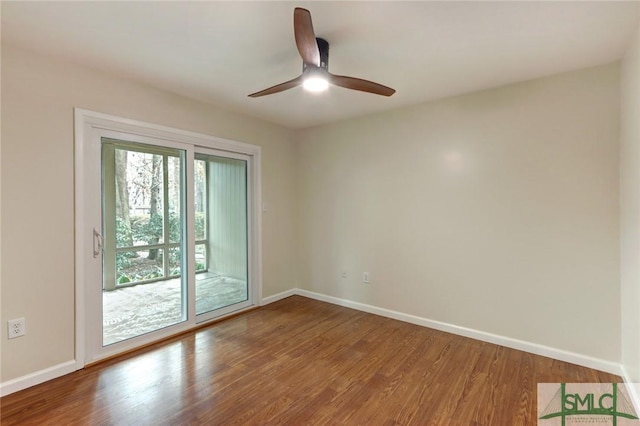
[539,383,638,425]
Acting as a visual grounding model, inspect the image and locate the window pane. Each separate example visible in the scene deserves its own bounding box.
[195,154,248,316]
[102,138,187,348]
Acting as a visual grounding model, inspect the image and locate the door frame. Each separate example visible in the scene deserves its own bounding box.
[74,108,262,366]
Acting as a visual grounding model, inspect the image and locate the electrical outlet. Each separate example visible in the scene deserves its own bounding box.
[363,272,370,284]
[8,318,25,339]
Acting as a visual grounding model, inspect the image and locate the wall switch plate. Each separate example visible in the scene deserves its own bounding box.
[8,318,25,339]
[363,272,370,283]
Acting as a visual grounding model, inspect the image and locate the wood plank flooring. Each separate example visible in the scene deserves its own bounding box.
[0,296,621,425]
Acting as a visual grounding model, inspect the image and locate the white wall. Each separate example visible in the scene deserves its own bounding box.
[297,63,621,363]
[621,24,640,384]
[0,45,298,383]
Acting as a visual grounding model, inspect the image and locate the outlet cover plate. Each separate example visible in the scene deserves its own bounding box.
[8,318,25,339]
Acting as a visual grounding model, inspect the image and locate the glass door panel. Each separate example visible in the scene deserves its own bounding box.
[102,138,187,346]
[194,153,249,317]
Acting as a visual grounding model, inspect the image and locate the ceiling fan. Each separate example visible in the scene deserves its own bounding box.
[248,8,395,98]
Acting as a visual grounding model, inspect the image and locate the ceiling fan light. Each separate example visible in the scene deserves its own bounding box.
[303,76,329,92]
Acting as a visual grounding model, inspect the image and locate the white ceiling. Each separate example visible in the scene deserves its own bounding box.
[2,1,639,129]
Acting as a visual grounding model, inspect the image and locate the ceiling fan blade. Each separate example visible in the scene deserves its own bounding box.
[329,74,396,97]
[248,75,303,98]
[294,8,320,66]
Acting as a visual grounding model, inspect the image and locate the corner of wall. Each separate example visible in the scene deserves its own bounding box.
[620,19,640,408]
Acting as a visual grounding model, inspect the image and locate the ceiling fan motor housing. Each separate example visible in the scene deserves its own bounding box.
[303,38,329,72]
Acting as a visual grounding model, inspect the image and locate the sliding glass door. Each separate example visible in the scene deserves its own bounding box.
[101,139,187,346]
[77,110,260,364]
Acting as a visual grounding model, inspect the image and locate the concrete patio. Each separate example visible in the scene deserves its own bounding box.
[102,272,247,345]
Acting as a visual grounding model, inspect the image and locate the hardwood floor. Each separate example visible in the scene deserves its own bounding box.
[0,296,621,425]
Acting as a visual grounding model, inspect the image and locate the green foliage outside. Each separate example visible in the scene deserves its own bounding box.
[115,212,206,285]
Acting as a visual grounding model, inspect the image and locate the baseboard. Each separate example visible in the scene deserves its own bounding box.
[621,365,640,416]
[261,288,297,305]
[0,360,78,397]
[295,288,622,376]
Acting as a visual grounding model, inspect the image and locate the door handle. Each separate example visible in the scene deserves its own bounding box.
[93,228,103,258]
